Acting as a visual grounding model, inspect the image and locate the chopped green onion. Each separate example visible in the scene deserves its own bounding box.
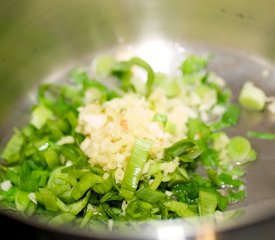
[119,139,151,200]
[147,162,162,176]
[216,192,228,211]
[101,202,119,219]
[211,104,240,130]
[48,213,76,226]
[136,187,166,204]
[163,201,196,217]
[229,167,246,177]
[36,188,59,212]
[167,167,189,186]
[129,57,155,97]
[181,55,210,75]
[57,190,91,215]
[227,190,246,203]
[6,169,20,186]
[15,190,36,216]
[92,175,113,194]
[111,57,155,97]
[149,172,163,191]
[187,119,210,148]
[60,144,88,167]
[93,55,116,76]
[30,105,53,129]
[100,191,123,203]
[164,139,202,162]
[80,204,94,228]
[152,113,168,124]
[43,148,60,169]
[198,190,218,216]
[165,122,176,134]
[246,131,275,140]
[125,199,154,220]
[71,172,103,200]
[154,73,180,97]
[227,136,252,164]
[238,81,266,111]
[1,130,24,164]
[218,173,243,188]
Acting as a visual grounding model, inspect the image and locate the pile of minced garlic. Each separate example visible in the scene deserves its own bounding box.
[76,81,223,183]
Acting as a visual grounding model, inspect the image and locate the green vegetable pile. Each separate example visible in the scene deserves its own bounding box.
[0,54,257,231]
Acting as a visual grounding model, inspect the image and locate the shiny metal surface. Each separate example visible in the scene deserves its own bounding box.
[1,1,275,239]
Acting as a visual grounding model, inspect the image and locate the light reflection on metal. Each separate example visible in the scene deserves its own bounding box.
[134,39,175,73]
[116,38,186,74]
[157,225,186,240]
[196,224,216,240]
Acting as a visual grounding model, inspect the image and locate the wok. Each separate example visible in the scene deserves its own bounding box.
[1,1,275,239]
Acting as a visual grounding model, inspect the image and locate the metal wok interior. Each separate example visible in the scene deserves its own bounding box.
[1,0,275,239]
